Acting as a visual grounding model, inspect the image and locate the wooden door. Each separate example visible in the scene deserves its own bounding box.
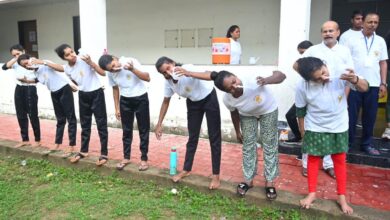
[18,20,38,58]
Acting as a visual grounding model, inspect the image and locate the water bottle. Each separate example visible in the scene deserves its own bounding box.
[170,147,177,175]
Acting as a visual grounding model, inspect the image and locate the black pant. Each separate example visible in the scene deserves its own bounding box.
[120,93,150,160]
[14,85,40,142]
[184,89,221,175]
[79,88,108,156]
[285,103,301,140]
[51,84,77,146]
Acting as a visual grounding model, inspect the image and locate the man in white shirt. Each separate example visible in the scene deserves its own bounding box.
[339,10,363,45]
[342,12,388,155]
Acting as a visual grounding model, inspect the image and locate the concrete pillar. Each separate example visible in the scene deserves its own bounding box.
[79,0,107,61]
[278,0,311,69]
[277,0,311,119]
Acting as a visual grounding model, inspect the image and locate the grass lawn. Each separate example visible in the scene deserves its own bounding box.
[0,156,313,220]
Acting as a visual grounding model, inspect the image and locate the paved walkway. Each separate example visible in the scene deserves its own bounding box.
[0,113,389,211]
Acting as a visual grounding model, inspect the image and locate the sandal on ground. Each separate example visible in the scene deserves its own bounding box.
[324,168,336,179]
[138,161,149,171]
[62,147,76,159]
[96,155,108,166]
[265,186,277,201]
[302,167,308,177]
[364,147,380,156]
[116,160,130,171]
[237,182,253,196]
[70,152,87,163]
[62,151,75,159]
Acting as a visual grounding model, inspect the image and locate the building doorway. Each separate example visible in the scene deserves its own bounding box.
[18,20,38,58]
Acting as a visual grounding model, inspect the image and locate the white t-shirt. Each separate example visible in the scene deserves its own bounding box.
[339,29,362,45]
[342,32,388,86]
[35,63,70,92]
[295,77,353,133]
[303,42,354,78]
[63,57,101,92]
[230,38,242,64]
[223,74,277,117]
[12,63,37,86]
[164,64,214,102]
[107,57,147,97]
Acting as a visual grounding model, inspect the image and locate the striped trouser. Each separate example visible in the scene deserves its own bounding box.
[240,109,279,182]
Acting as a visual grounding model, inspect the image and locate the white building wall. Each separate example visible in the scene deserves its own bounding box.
[309,0,332,44]
[106,0,280,65]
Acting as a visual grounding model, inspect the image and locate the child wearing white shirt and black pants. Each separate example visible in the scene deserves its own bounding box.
[17,54,77,155]
[99,54,151,171]
[2,44,41,148]
[154,56,222,190]
[55,44,108,166]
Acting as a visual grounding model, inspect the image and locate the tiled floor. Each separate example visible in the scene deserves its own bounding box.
[0,113,389,211]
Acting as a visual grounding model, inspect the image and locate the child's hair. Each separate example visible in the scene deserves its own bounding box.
[55,43,72,59]
[10,44,24,52]
[296,57,325,81]
[226,25,239,38]
[210,70,235,92]
[155,56,182,73]
[98,54,114,70]
[297,40,313,50]
[17,54,31,65]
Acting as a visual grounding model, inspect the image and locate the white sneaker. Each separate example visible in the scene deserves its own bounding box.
[382,128,390,139]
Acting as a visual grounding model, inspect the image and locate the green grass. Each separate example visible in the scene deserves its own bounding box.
[0,156,310,220]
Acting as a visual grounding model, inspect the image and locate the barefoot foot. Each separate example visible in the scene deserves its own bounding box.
[54,144,61,149]
[300,192,316,209]
[62,146,75,158]
[337,195,353,215]
[32,141,41,147]
[65,146,75,153]
[172,171,190,182]
[14,141,30,148]
[209,175,220,190]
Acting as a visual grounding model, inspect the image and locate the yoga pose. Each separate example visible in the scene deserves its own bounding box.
[17,54,77,156]
[295,57,368,214]
[1,44,41,148]
[99,54,150,171]
[176,67,285,200]
[155,56,222,189]
[55,44,109,166]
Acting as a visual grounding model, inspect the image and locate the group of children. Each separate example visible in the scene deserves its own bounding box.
[2,41,364,214]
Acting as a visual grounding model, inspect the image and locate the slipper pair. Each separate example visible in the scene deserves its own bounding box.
[138,161,149,171]
[116,161,130,170]
[70,152,87,163]
[116,161,149,171]
[70,153,108,166]
[96,155,108,166]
